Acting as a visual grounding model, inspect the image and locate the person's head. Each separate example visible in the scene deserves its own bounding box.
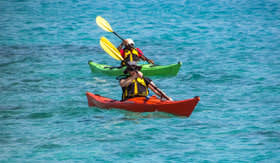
[124,38,135,49]
[123,61,142,75]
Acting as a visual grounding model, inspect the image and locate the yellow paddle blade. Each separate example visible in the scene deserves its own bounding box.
[100,37,124,61]
[96,16,113,32]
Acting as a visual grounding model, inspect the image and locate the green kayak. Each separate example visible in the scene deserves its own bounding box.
[88,60,181,76]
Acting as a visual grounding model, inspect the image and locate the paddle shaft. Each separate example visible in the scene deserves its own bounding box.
[134,71,170,100]
[97,16,154,64]
[113,31,125,41]
[149,82,170,100]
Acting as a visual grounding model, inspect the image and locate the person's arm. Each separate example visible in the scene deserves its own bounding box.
[148,82,173,101]
[117,42,124,51]
[136,48,154,64]
[118,40,130,51]
[148,83,161,96]
[140,55,154,64]
[120,76,135,87]
[119,72,142,87]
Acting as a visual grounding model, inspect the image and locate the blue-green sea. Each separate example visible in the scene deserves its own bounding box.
[1,0,280,162]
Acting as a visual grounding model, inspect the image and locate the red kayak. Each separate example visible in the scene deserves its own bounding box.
[86,92,200,117]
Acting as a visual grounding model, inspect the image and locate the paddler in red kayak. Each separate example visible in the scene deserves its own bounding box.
[119,61,173,101]
[117,39,154,66]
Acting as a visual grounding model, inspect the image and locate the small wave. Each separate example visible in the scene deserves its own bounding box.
[256,131,280,138]
[35,143,62,150]
[25,112,53,119]
[0,105,22,111]
[179,72,206,81]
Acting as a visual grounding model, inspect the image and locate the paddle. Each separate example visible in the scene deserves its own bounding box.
[100,36,123,61]
[97,17,168,99]
[96,16,155,65]
[99,36,169,100]
[96,16,124,41]
[149,82,171,101]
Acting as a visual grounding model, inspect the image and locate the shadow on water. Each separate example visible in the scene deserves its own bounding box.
[122,111,178,120]
[78,106,186,125]
[91,107,186,120]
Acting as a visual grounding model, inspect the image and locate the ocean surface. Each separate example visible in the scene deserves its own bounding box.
[1,0,280,162]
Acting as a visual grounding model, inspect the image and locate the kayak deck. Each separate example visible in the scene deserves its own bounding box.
[86,92,200,117]
[88,60,182,76]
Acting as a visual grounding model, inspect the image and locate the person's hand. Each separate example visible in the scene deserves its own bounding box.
[166,97,173,101]
[148,59,154,64]
[130,72,138,79]
[136,71,143,78]
[123,40,129,46]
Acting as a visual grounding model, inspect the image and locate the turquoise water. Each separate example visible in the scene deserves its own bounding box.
[1,0,280,162]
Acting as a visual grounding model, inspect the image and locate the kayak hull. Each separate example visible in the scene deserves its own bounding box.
[88,61,181,76]
[86,92,200,117]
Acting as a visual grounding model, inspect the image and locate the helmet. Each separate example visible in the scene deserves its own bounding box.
[125,38,135,46]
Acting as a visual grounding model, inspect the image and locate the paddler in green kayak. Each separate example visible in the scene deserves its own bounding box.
[119,61,173,101]
[117,39,154,66]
